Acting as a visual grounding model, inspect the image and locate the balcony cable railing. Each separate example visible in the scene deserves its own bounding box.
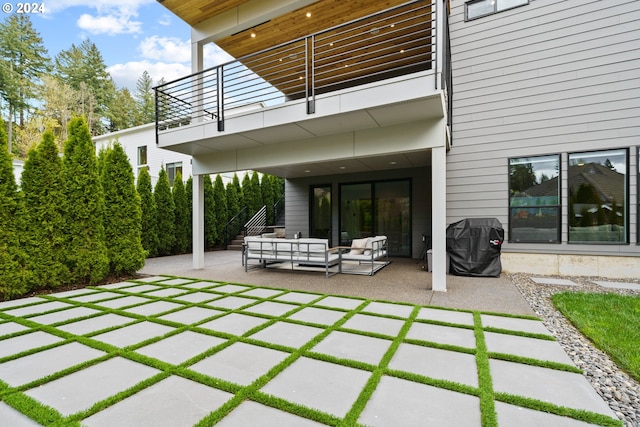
[155,0,447,141]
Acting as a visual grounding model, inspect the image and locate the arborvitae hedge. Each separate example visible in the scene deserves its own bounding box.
[203,174,217,249]
[0,119,26,300]
[102,142,146,275]
[137,167,158,257]
[186,175,193,251]
[261,173,275,225]
[250,171,263,215]
[154,167,175,256]
[213,174,228,245]
[172,172,190,254]
[21,131,70,290]
[62,117,109,284]
[226,178,240,225]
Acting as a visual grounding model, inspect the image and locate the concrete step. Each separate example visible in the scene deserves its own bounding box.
[227,244,244,251]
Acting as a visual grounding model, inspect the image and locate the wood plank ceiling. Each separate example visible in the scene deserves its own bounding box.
[157,0,252,27]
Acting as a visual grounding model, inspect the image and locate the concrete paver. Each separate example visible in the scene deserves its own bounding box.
[261,356,371,418]
[82,375,233,427]
[311,330,392,365]
[0,270,622,426]
[593,280,640,291]
[484,332,575,365]
[417,307,474,326]
[406,322,476,349]
[490,359,617,417]
[214,401,327,427]
[24,357,159,416]
[389,343,478,387]
[0,331,63,359]
[136,330,225,364]
[531,277,578,286]
[341,313,405,336]
[189,342,289,386]
[359,375,481,426]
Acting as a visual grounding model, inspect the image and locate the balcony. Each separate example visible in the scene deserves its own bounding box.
[155,0,451,154]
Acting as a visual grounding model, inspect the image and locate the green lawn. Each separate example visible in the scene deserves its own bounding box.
[552,292,640,382]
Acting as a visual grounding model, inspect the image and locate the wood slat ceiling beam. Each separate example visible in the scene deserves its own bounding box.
[157,0,252,27]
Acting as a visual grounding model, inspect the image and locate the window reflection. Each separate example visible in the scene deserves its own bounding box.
[568,149,627,243]
[509,155,560,242]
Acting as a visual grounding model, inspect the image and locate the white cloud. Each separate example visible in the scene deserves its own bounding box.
[108,60,191,91]
[77,12,142,35]
[139,36,191,62]
[158,14,172,26]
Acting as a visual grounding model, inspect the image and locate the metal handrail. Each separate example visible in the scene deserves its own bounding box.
[245,205,267,236]
[155,0,445,139]
[224,205,248,249]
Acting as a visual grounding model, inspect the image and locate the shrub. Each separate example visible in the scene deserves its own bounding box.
[173,172,190,254]
[62,117,109,284]
[102,142,146,275]
[213,174,228,245]
[137,167,159,257]
[186,175,193,250]
[21,131,70,290]
[0,119,26,300]
[261,173,275,225]
[203,174,217,249]
[154,167,175,256]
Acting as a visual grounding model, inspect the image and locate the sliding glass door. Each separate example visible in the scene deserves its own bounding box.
[310,185,332,244]
[339,179,411,256]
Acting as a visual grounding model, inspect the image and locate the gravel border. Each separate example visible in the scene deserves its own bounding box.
[507,273,640,427]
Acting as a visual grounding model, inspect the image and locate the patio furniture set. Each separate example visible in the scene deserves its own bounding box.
[243,235,389,278]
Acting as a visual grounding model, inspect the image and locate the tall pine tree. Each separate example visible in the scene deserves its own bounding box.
[137,167,159,257]
[154,167,175,256]
[186,175,193,251]
[102,142,145,275]
[21,131,69,290]
[0,118,26,299]
[62,116,109,284]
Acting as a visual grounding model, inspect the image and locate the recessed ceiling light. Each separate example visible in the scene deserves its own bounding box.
[389,161,397,165]
[251,32,256,38]
[306,12,311,18]
[304,170,311,173]
[339,166,346,170]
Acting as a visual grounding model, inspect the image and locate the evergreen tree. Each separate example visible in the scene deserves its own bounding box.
[261,173,275,225]
[62,116,109,284]
[203,174,217,249]
[242,172,260,217]
[55,39,115,135]
[186,175,193,251]
[137,167,158,257]
[213,174,228,245]
[109,87,138,131]
[226,179,240,222]
[154,167,175,256]
[0,118,26,299]
[172,172,190,254]
[232,172,245,222]
[135,70,155,125]
[0,14,51,151]
[21,131,69,290]
[250,171,263,214]
[102,142,145,275]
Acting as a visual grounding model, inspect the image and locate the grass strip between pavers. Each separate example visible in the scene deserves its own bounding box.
[474,312,498,427]
[0,275,624,427]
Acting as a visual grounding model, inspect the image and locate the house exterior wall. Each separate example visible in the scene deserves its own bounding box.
[448,0,640,266]
[93,123,193,185]
[285,167,431,258]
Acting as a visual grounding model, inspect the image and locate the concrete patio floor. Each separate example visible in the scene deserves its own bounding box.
[0,256,621,426]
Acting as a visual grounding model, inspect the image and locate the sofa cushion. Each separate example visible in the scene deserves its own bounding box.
[349,238,369,255]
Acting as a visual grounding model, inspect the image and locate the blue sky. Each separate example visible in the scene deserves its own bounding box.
[20,0,233,91]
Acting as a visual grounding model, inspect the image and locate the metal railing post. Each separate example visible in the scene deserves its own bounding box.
[217,66,225,131]
[306,36,315,114]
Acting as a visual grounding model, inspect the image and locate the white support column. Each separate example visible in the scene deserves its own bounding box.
[431,145,447,292]
[193,174,205,269]
[191,41,204,123]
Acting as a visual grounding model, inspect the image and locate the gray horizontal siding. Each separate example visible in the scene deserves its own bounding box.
[448,0,640,255]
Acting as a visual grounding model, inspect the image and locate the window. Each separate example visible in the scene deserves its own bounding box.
[137,146,148,176]
[568,149,628,244]
[509,155,560,243]
[466,0,528,20]
[166,162,183,186]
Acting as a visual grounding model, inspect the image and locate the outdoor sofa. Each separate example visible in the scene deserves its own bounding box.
[243,236,340,278]
[243,235,389,277]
